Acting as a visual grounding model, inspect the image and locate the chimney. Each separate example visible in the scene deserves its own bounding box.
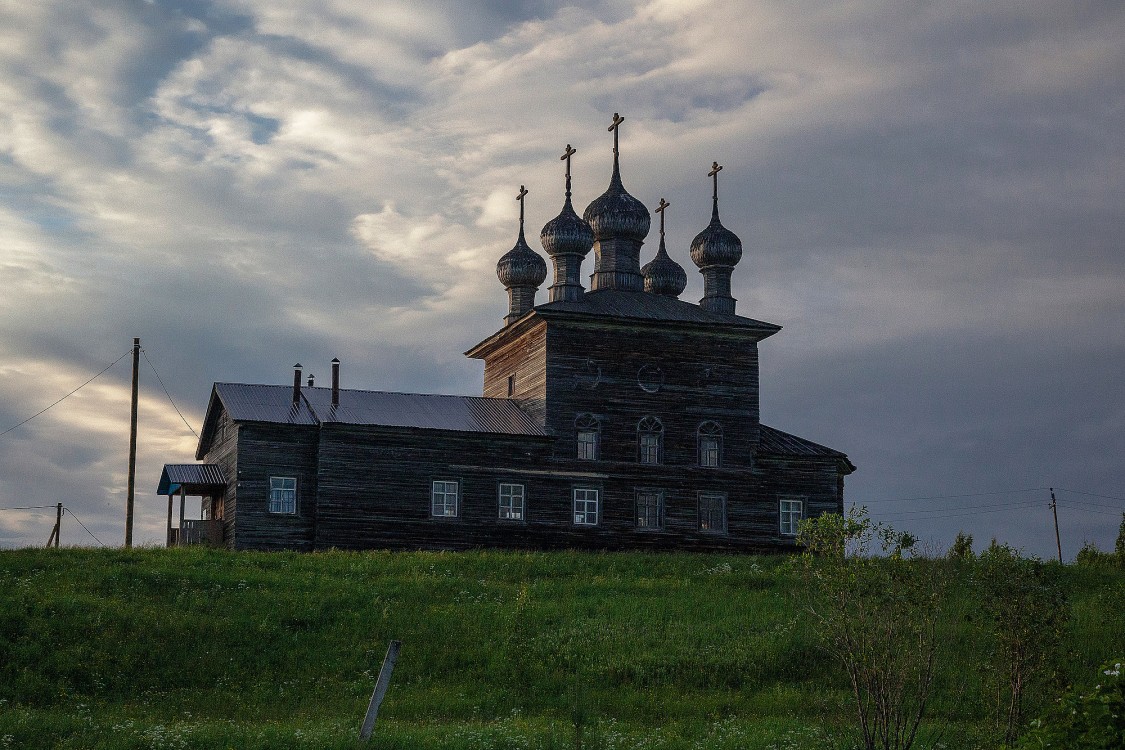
[331,358,340,407]
[292,363,302,406]
[307,374,315,388]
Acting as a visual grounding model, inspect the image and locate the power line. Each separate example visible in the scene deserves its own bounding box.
[871,498,1047,516]
[0,350,131,438]
[866,487,1049,504]
[141,348,199,438]
[875,502,1046,523]
[63,507,106,548]
[1054,487,1125,503]
[0,505,58,511]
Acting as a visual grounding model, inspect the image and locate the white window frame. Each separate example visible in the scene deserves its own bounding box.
[498,482,525,521]
[575,413,600,460]
[269,476,297,514]
[431,480,460,518]
[780,497,804,536]
[635,490,664,530]
[699,492,727,533]
[573,488,600,526]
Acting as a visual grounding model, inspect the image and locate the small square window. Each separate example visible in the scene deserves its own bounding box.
[636,490,663,530]
[699,493,727,533]
[780,498,804,536]
[269,477,297,514]
[431,480,459,518]
[499,483,525,520]
[573,488,599,525]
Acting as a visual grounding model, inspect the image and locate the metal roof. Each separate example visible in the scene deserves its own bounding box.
[758,424,854,471]
[535,289,781,333]
[157,463,226,495]
[211,382,547,437]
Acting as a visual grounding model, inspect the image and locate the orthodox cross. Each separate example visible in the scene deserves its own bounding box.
[655,198,670,240]
[609,112,624,156]
[708,161,723,207]
[517,185,528,231]
[561,144,576,196]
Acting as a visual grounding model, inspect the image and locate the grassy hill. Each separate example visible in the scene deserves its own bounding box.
[0,547,1122,749]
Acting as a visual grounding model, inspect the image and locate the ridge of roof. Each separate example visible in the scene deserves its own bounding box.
[758,423,855,472]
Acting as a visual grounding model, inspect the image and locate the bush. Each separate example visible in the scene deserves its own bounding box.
[948,531,974,561]
[1014,658,1125,749]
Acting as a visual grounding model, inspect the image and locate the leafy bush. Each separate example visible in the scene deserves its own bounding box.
[1014,659,1125,749]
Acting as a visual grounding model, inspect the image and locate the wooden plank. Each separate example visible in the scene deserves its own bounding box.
[359,640,401,741]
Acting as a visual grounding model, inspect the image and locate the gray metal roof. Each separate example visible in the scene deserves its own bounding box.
[157,463,226,495]
[759,424,853,468]
[212,382,547,436]
[535,289,781,333]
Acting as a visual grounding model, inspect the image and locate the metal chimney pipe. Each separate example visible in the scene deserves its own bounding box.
[331,358,340,407]
[292,363,302,405]
[307,374,315,388]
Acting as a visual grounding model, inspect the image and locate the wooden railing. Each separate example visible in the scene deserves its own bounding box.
[179,519,225,547]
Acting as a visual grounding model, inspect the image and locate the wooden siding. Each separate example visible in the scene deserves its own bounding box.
[200,409,239,549]
[481,320,547,424]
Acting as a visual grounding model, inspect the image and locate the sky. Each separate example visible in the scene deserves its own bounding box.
[0,0,1122,557]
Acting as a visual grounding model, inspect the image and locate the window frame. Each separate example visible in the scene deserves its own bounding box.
[575,413,601,461]
[779,497,804,536]
[637,416,663,465]
[498,482,526,521]
[431,479,460,518]
[572,487,600,526]
[697,421,723,468]
[635,489,664,530]
[699,492,727,533]
[268,476,297,515]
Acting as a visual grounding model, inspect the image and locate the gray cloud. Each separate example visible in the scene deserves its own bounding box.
[1,0,1122,556]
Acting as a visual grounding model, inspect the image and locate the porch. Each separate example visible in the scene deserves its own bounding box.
[157,464,227,548]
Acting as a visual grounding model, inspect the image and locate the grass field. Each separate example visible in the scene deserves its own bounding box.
[1,547,1122,749]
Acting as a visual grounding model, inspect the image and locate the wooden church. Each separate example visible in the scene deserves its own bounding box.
[157,115,854,553]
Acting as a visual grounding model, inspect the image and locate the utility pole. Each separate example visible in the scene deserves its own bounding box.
[125,337,140,548]
[1049,487,1062,563]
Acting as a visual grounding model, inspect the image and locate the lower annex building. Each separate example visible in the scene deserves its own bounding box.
[156,115,855,553]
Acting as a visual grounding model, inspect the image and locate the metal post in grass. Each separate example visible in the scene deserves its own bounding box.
[360,639,401,741]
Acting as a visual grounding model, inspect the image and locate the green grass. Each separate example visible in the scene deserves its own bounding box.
[0,548,1122,749]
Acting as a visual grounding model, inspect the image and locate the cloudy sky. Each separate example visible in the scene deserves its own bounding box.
[1,0,1122,557]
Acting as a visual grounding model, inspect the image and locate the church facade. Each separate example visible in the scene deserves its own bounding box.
[157,115,854,553]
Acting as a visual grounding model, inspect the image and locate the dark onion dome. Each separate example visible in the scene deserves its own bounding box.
[642,237,687,297]
[689,212,742,268]
[540,194,594,257]
[582,118,650,243]
[496,226,547,288]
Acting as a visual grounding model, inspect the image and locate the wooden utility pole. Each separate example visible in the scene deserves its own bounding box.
[46,502,62,548]
[1049,488,1062,563]
[360,640,401,741]
[125,337,140,548]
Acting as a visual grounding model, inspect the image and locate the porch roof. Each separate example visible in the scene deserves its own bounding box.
[157,464,227,496]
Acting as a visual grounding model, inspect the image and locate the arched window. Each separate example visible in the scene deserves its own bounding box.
[575,413,600,460]
[697,421,723,467]
[637,416,663,465]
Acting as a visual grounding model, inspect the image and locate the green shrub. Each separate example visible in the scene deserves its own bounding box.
[1014,658,1125,749]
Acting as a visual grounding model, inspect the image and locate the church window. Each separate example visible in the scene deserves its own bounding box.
[635,490,663,529]
[431,480,459,518]
[698,422,723,467]
[498,482,525,520]
[269,476,297,514]
[699,492,727,532]
[780,497,804,536]
[575,413,600,460]
[573,487,599,525]
[637,416,663,464]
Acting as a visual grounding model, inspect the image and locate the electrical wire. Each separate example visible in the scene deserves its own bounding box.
[871,499,1045,516]
[141,348,199,438]
[0,350,131,438]
[1054,488,1125,503]
[63,507,106,548]
[865,487,1049,503]
[0,505,59,511]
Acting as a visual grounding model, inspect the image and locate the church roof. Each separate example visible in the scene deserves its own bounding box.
[196,383,547,458]
[535,289,780,332]
[758,424,856,472]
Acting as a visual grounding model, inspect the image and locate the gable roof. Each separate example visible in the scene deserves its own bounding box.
[758,424,856,473]
[197,382,547,458]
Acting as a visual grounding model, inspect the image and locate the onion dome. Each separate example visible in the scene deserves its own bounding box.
[690,162,742,315]
[582,113,650,244]
[690,162,742,270]
[642,198,687,297]
[496,229,547,288]
[541,146,594,259]
[497,185,547,325]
